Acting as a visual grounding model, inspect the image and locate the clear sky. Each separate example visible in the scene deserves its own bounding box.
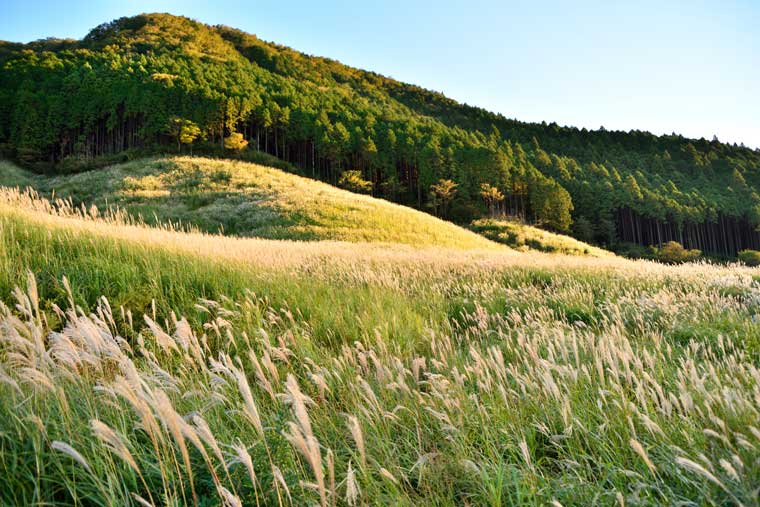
[3,0,759,148]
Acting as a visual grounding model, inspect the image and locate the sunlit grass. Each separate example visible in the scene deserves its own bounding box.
[0,188,758,506]
[1,157,498,249]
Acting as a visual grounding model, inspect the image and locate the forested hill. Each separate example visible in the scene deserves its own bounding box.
[2,13,759,257]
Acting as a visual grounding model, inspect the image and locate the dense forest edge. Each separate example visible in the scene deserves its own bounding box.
[2,13,759,258]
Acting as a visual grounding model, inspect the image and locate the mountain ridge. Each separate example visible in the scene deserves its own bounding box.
[3,12,755,151]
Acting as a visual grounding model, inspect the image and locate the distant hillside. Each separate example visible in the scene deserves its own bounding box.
[0,157,500,249]
[1,13,759,257]
[471,219,612,257]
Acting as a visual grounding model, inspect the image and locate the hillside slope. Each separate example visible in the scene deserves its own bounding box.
[471,218,612,257]
[2,157,612,254]
[1,13,759,257]
[0,157,498,248]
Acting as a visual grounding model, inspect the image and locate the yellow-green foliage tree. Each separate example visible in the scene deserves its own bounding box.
[224,132,249,152]
[338,170,372,194]
[168,117,201,153]
[480,183,505,217]
[429,179,458,218]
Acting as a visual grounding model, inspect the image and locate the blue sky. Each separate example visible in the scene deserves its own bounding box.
[3,0,759,148]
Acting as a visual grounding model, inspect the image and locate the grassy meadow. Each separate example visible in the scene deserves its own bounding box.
[0,184,758,506]
[0,157,497,249]
[0,157,610,256]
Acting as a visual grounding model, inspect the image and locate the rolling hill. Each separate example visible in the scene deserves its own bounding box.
[1,156,609,254]
[0,157,495,248]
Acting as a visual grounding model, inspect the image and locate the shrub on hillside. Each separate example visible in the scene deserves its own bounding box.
[654,241,701,264]
[338,170,373,194]
[738,249,760,267]
[223,132,249,152]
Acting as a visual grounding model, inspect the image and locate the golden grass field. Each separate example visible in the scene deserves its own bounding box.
[0,165,759,506]
[0,158,500,249]
[0,157,610,256]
